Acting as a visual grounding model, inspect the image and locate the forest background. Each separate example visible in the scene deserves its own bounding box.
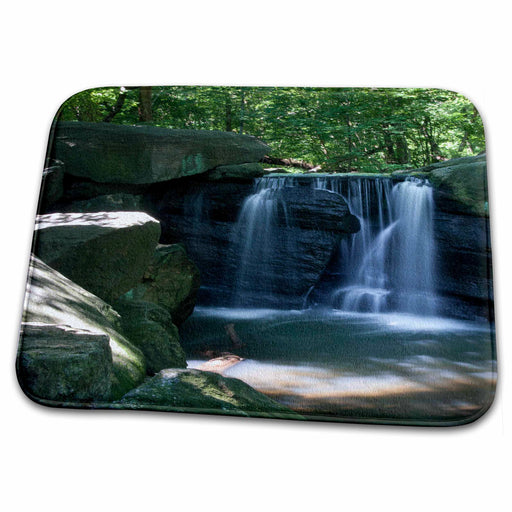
[60,86,485,172]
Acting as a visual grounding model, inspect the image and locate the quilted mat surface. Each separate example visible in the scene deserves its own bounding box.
[16,86,496,425]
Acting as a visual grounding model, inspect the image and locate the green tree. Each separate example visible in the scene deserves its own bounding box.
[57,86,485,173]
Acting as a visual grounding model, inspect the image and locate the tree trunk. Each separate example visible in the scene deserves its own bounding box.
[458,107,479,152]
[262,156,317,170]
[102,87,127,123]
[395,134,409,164]
[138,86,153,122]
[239,88,245,134]
[422,117,442,163]
[225,93,232,132]
[383,125,396,163]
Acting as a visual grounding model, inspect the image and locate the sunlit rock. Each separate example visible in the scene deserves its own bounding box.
[20,255,146,400]
[115,368,304,420]
[33,211,161,303]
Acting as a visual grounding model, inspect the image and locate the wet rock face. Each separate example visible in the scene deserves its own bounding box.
[278,186,360,234]
[388,154,492,319]
[150,178,359,308]
[52,122,270,184]
[433,209,493,318]
[33,211,161,303]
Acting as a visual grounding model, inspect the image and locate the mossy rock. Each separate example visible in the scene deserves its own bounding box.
[21,255,146,400]
[115,369,304,420]
[389,154,488,216]
[53,122,270,184]
[113,298,187,374]
[125,244,200,325]
[18,323,113,404]
[429,160,488,216]
[40,161,65,212]
[204,163,267,182]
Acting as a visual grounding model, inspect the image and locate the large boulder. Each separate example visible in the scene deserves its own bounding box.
[429,156,488,217]
[52,122,270,184]
[60,176,151,203]
[59,193,146,214]
[277,187,360,233]
[115,368,304,420]
[39,161,65,212]
[21,255,146,399]
[33,211,161,303]
[113,298,187,374]
[17,323,113,404]
[124,244,200,325]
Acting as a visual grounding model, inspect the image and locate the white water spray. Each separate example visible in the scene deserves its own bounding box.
[326,177,437,315]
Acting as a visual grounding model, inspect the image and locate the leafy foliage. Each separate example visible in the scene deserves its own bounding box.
[57,86,485,173]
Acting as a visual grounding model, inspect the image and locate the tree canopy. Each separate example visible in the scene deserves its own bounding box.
[57,86,485,173]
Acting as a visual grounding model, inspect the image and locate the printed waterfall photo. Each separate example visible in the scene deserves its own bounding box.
[17,87,496,425]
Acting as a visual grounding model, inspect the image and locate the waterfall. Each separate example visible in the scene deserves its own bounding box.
[390,178,437,314]
[231,177,295,306]
[229,174,437,314]
[324,177,437,315]
[314,178,394,310]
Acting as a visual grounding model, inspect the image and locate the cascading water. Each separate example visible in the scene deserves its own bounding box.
[322,177,437,315]
[390,178,437,314]
[231,177,295,306]
[313,177,395,312]
[228,174,437,314]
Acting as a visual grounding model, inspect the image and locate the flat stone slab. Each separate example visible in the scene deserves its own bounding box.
[34,211,161,302]
[53,121,270,184]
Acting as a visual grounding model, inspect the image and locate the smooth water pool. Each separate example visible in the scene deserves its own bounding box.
[180,307,496,424]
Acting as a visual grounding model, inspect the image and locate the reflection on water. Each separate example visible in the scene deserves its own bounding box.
[181,308,496,424]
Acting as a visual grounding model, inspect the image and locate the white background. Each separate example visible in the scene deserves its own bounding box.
[1,1,510,511]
